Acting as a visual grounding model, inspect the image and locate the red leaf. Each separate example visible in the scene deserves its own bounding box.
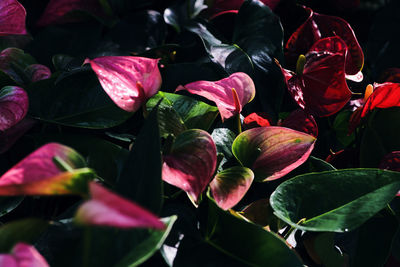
[0,143,93,196]
[379,68,400,83]
[209,166,254,210]
[361,83,400,118]
[0,0,26,36]
[162,129,217,203]
[176,72,255,121]
[36,0,104,27]
[0,243,49,267]
[285,6,363,75]
[0,86,28,131]
[243,112,272,129]
[281,109,318,137]
[75,182,165,229]
[232,126,316,181]
[281,40,352,117]
[85,56,162,112]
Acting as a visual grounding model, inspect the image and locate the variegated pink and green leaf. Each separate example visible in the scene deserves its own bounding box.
[84,56,162,113]
[75,182,165,229]
[0,143,95,196]
[232,126,316,181]
[162,129,217,203]
[176,72,256,121]
[0,0,26,36]
[0,242,49,267]
[25,64,51,82]
[210,166,254,210]
[0,86,28,132]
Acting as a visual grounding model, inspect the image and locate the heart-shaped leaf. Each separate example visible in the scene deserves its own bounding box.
[0,243,49,267]
[281,42,352,117]
[210,166,254,210]
[0,86,28,131]
[270,169,400,232]
[0,0,26,36]
[36,0,104,27]
[176,72,255,121]
[0,143,94,195]
[285,6,363,75]
[162,129,217,203]
[232,126,316,181]
[281,109,318,137]
[85,56,162,112]
[75,182,165,229]
[361,82,400,118]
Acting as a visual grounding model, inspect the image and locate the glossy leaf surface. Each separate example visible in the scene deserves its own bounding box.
[232,126,316,181]
[0,0,26,36]
[176,72,255,121]
[285,6,363,75]
[270,169,400,232]
[162,129,217,203]
[210,166,254,210]
[85,56,162,112]
[75,182,165,229]
[0,143,93,195]
[0,86,28,131]
[361,82,400,118]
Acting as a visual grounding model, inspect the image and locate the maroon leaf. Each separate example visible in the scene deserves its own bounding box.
[0,243,49,267]
[176,72,255,121]
[361,83,400,118]
[232,126,316,181]
[0,0,26,36]
[75,182,165,229]
[281,39,352,117]
[0,86,28,131]
[243,112,272,129]
[162,129,217,203]
[85,56,162,113]
[285,6,363,76]
[379,68,400,83]
[209,166,254,210]
[36,0,104,27]
[281,109,318,137]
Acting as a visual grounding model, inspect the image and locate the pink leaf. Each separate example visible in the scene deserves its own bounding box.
[36,0,104,27]
[0,143,93,195]
[85,56,162,112]
[285,6,363,76]
[232,126,316,181]
[176,72,255,121]
[0,0,26,36]
[0,243,49,267]
[75,182,165,229]
[0,86,28,131]
[361,83,400,118]
[281,109,318,137]
[162,129,217,203]
[25,64,51,82]
[210,166,254,210]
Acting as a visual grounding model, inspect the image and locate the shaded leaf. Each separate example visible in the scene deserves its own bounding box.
[0,86,28,131]
[232,126,316,181]
[0,0,26,36]
[281,109,318,137]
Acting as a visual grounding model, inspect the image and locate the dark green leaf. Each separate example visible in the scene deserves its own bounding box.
[270,169,400,232]
[0,197,24,218]
[116,107,163,213]
[164,0,207,32]
[333,110,355,147]
[200,196,303,266]
[211,128,237,171]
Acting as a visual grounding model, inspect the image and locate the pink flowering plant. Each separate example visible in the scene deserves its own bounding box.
[0,0,399,266]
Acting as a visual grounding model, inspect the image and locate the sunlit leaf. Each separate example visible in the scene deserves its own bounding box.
[361,82,400,118]
[176,72,255,121]
[75,182,165,229]
[232,126,316,181]
[85,56,162,112]
[162,129,217,203]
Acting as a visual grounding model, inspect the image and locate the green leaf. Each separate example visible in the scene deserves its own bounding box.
[310,233,346,267]
[211,128,237,171]
[116,107,163,213]
[164,0,207,32]
[333,110,356,147]
[26,71,133,129]
[360,108,400,167]
[0,218,48,252]
[270,169,400,232]
[114,215,177,267]
[200,196,303,266]
[0,48,37,85]
[147,91,219,133]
